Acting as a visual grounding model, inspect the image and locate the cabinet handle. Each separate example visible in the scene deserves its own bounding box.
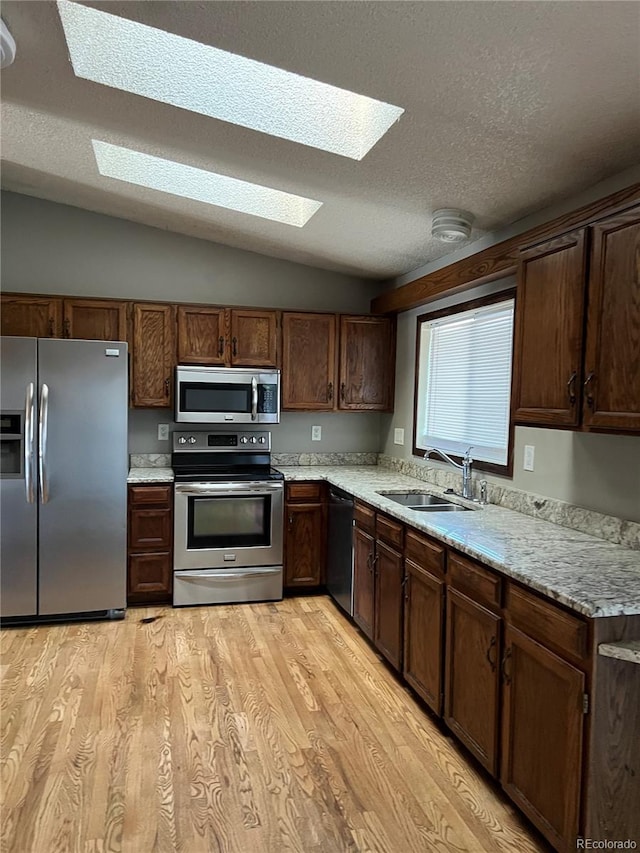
[288,514,293,529]
[218,336,225,357]
[583,372,596,410]
[63,319,70,339]
[486,636,497,672]
[372,553,379,575]
[340,382,346,401]
[327,382,333,401]
[501,646,512,685]
[567,371,577,405]
[48,318,55,337]
[366,552,373,573]
[164,377,170,397]
[232,337,238,357]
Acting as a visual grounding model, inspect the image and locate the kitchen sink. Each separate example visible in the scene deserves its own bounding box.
[377,492,472,512]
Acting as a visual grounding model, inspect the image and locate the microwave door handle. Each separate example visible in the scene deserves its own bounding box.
[251,376,258,421]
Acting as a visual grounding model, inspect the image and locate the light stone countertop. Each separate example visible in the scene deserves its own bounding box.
[598,640,640,665]
[276,465,640,619]
[127,467,174,484]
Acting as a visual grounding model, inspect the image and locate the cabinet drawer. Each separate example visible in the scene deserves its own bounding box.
[286,482,323,502]
[506,583,588,664]
[375,513,404,549]
[405,528,446,578]
[129,508,172,550]
[354,501,376,535]
[129,484,172,506]
[449,552,501,610]
[128,552,172,598]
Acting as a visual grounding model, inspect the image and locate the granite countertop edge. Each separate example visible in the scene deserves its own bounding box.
[276,465,640,620]
[598,641,640,665]
[127,467,174,484]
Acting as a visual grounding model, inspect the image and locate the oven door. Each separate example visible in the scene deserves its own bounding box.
[174,481,284,570]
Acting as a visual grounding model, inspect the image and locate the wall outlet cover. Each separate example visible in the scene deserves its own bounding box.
[157,423,170,441]
[311,425,322,441]
[394,428,405,445]
[523,444,535,471]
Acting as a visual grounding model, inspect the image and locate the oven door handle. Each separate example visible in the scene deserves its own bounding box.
[175,482,283,495]
[177,569,280,581]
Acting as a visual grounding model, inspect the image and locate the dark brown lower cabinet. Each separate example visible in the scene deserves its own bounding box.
[284,502,326,588]
[501,624,585,853]
[403,559,445,715]
[353,525,375,639]
[127,484,173,603]
[444,587,501,775]
[373,539,404,670]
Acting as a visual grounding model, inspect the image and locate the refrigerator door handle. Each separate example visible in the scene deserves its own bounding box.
[24,382,36,504]
[38,383,50,504]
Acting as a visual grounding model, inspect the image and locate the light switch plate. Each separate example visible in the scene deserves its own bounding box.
[311,425,322,441]
[157,423,170,441]
[523,444,535,471]
[394,428,405,445]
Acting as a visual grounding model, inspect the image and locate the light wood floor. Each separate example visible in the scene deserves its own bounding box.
[1,596,549,853]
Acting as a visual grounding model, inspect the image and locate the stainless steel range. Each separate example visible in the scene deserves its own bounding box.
[172,430,284,607]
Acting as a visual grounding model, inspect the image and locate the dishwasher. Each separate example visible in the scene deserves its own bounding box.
[327,486,355,616]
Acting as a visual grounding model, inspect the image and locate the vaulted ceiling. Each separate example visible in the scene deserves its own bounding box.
[1,1,639,279]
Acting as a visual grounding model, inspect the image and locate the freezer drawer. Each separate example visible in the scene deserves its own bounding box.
[173,566,283,606]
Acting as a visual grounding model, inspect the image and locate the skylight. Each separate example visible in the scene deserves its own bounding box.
[92,141,323,227]
[57,1,404,160]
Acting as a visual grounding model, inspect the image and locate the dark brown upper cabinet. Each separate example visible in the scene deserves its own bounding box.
[1,294,62,338]
[512,230,587,427]
[62,298,129,343]
[177,306,279,368]
[338,315,395,411]
[282,312,337,410]
[513,204,640,433]
[582,207,640,431]
[131,303,176,408]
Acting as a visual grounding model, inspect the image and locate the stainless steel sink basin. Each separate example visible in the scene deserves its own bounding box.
[377,492,472,512]
[379,492,451,507]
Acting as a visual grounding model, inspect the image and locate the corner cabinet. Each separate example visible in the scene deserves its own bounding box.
[513,204,640,432]
[338,315,395,411]
[131,303,176,408]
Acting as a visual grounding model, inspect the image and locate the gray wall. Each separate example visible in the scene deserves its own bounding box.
[382,294,640,523]
[1,191,384,454]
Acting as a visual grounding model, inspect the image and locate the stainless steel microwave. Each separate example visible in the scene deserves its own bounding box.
[175,366,280,424]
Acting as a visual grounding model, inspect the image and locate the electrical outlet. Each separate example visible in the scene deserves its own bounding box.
[394,428,405,445]
[311,425,322,441]
[157,423,170,441]
[523,444,535,471]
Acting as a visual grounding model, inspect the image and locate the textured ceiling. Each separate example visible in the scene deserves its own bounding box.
[1,1,639,279]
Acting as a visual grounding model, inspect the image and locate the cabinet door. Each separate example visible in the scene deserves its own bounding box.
[445,587,501,775]
[512,231,587,426]
[63,298,128,342]
[230,309,279,367]
[501,625,585,852]
[129,507,172,550]
[132,303,176,407]
[128,552,172,600]
[353,526,375,640]
[403,559,445,715]
[282,313,336,410]
[1,295,62,338]
[284,502,326,588]
[582,208,640,431]
[373,540,404,670]
[338,315,395,411]
[177,305,227,365]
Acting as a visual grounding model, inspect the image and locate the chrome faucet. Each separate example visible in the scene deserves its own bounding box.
[425,446,474,500]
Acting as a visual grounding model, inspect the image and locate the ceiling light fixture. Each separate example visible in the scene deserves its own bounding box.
[91,141,323,227]
[431,209,474,242]
[57,1,404,160]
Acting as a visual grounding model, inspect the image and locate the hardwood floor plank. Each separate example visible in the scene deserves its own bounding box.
[1,596,549,852]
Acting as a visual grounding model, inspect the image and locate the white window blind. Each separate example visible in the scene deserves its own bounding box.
[416,299,514,466]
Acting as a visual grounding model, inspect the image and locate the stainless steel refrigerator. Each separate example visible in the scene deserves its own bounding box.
[1,336,128,621]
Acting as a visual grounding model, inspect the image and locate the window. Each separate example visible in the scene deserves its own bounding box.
[414,293,515,472]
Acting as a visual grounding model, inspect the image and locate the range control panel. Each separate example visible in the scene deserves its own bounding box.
[172,430,271,452]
